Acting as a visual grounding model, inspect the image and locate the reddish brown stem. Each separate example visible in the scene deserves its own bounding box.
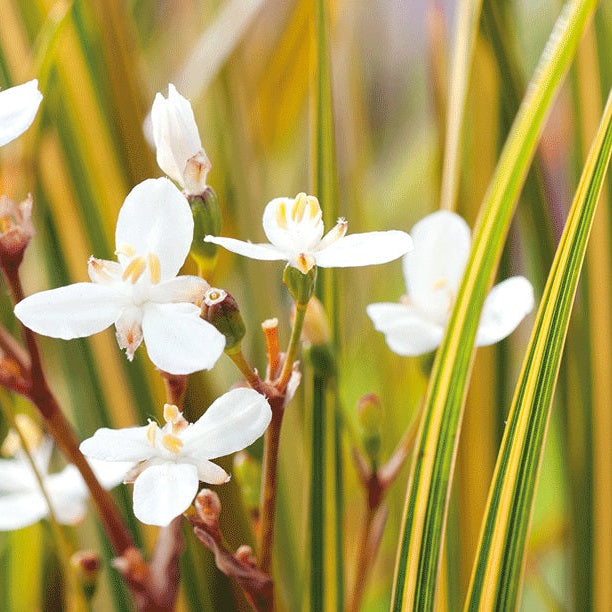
[3,265,135,555]
[257,396,284,575]
[159,371,188,409]
[186,511,273,611]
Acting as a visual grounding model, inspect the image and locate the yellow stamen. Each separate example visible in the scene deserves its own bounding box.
[147,253,161,284]
[163,403,180,425]
[161,434,183,454]
[291,192,308,222]
[115,243,136,258]
[307,196,321,220]
[121,256,146,283]
[432,277,449,291]
[275,201,287,229]
[146,421,158,447]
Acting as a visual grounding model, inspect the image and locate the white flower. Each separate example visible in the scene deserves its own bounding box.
[80,388,272,526]
[0,79,43,147]
[204,192,413,273]
[14,177,226,375]
[0,434,127,531]
[151,84,210,195]
[367,210,534,356]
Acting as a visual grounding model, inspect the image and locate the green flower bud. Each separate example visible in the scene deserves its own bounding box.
[187,187,222,280]
[233,450,262,519]
[200,288,246,354]
[283,264,317,306]
[70,551,100,600]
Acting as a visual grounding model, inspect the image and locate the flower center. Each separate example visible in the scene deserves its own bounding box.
[116,243,162,285]
[275,193,322,232]
[432,277,455,315]
[145,405,190,456]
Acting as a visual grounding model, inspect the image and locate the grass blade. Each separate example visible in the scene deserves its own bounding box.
[439,0,483,212]
[465,84,612,611]
[391,2,597,609]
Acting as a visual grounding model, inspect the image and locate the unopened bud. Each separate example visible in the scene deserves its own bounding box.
[357,393,382,465]
[200,288,246,354]
[283,264,317,306]
[70,550,100,599]
[187,186,222,280]
[235,545,257,568]
[233,451,262,518]
[292,297,331,346]
[195,489,221,527]
[0,194,35,269]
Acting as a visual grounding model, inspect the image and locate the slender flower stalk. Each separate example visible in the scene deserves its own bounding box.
[2,263,137,555]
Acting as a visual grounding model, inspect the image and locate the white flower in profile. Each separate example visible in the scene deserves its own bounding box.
[14,177,225,374]
[0,79,43,147]
[0,416,127,530]
[80,388,272,527]
[151,84,210,196]
[204,192,413,273]
[367,210,534,356]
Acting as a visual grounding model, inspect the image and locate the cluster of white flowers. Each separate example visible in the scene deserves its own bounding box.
[1,80,534,529]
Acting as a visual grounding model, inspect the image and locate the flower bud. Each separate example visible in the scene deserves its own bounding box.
[357,393,382,465]
[0,194,35,269]
[233,451,261,519]
[70,550,100,600]
[195,488,221,528]
[151,84,209,195]
[187,186,221,279]
[200,288,246,354]
[283,264,317,306]
[293,296,331,346]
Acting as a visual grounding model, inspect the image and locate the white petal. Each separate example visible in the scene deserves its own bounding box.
[14,283,125,339]
[142,302,225,374]
[148,275,209,304]
[367,302,444,356]
[476,276,534,346]
[404,211,471,321]
[115,178,193,281]
[151,84,202,187]
[80,426,156,462]
[204,236,287,262]
[0,458,34,492]
[0,80,43,147]
[195,460,230,485]
[132,462,199,526]
[183,388,271,460]
[262,196,324,253]
[52,497,87,525]
[45,468,89,524]
[0,492,48,530]
[87,459,134,489]
[314,231,412,268]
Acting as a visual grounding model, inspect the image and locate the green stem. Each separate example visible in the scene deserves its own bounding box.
[310,374,326,611]
[0,393,88,610]
[277,302,307,391]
